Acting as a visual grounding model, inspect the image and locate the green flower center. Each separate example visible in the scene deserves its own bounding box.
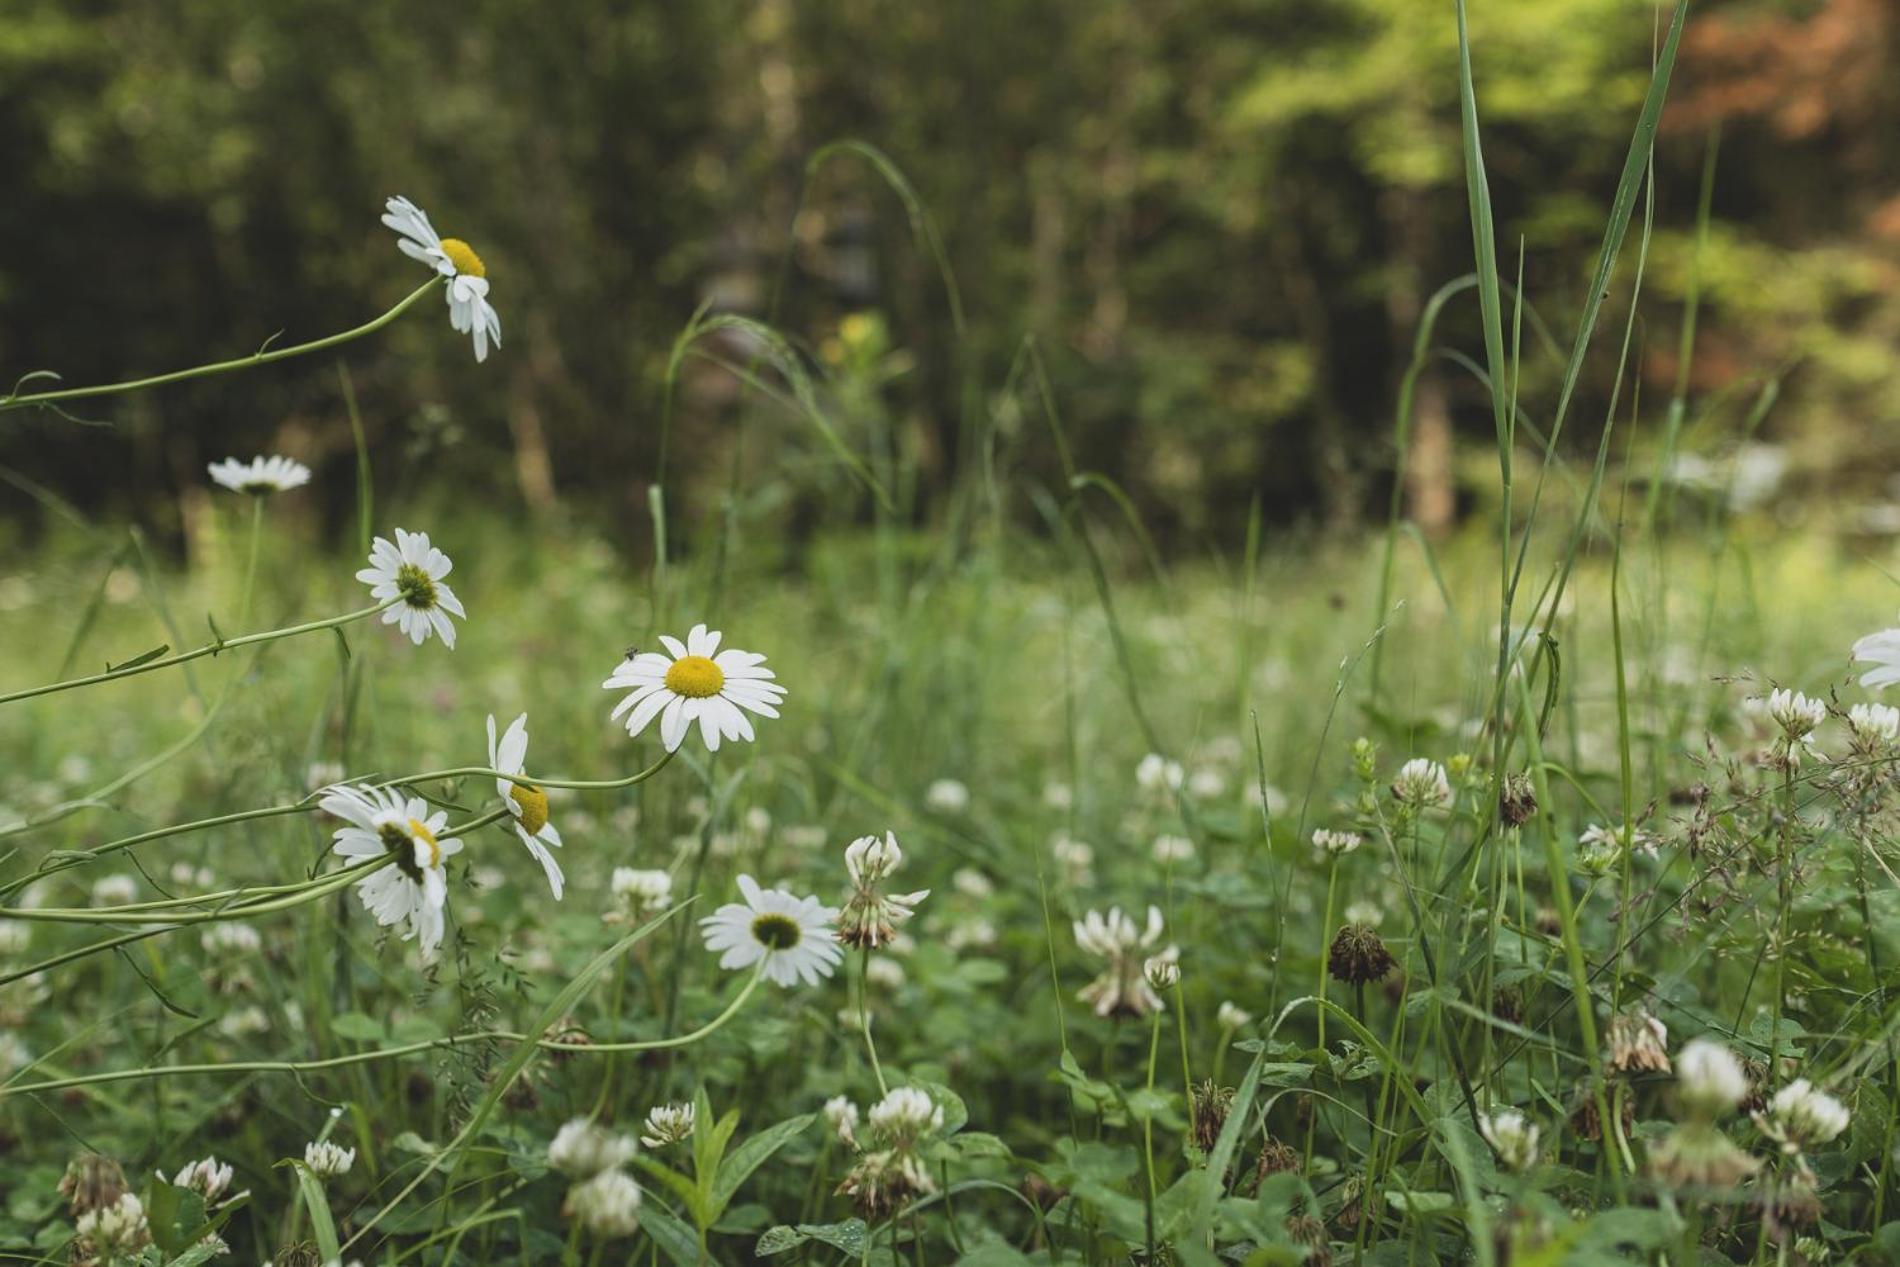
[665,655,725,699]
[752,912,802,951]
[395,563,437,610]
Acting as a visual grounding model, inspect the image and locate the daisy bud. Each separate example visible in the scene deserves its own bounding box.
[639,1103,696,1149]
[1754,1079,1851,1155]
[547,1119,636,1179]
[564,1169,642,1238]
[1144,953,1180,992]
[303,1141,356,1179]
[1478,1108,1540,1172]
[824,1095,861,1148]
[1676,1039,1749,1116]
[1327,924,1396,986]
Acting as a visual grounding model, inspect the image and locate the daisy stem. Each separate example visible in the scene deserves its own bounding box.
[2,962,766,1099]
[0,856,387,926]
[1141,1006,1162,1262]
[0,799,318,901]
[381,749,675,793]
[239,494,265,629]
[0,600,394,707]
[0,280,439,412]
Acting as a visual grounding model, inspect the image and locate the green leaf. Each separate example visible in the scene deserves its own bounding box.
[632,1156,707,1229]
[638,1198,702,1267]
[756,1219,868,1258]
[329,1011,386,1043]
[711,1113,813,1218]
[142,1176,207,1258]
[289,1164,340,1263]
[106,644,169,672]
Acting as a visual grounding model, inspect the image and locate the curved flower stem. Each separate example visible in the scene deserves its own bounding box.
[858,947,889,1096]
[0,856,388,925]
[238,495,265,629]
[1,962,765,1098]
[0,281,439,412]
[381,748,675,793]
[0,601,392,707]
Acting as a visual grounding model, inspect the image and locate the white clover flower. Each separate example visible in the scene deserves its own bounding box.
[487,713,564,898]
[868,1087,944,1140]
[866,955,907,989]
[1343,899,1384,928]
[1217,1001,1253,1032]
[838,832,929,949]
[639,1103,695,1149]
[783,824,828,851]
[925,779,970,813]
[172,1156,234,1202]
[603,624,786,753]
[383,195,502,361]
[1137,753,1185,793]
[200,923,261,957]
[0,1032,32,1077]
[945,917,998,951]
[75,1192,147,1252]
[700,874,842,988]
[303,1141,356,1179]
[0,919,28,958]
[565,1168,642,1238]
[1152,834,1195,865]
[169,862,214,889]
[1766,688,1827,753]
[1042,781,1074,811]
[1187,767,1226,799]
[1074,905,1171,1019]
[217,1005,269,1038]
[207,455,311,495]
[322,784,463,956]
[1755,1079,1850,1155]
[824,1095,861,1147]
[548,1118,637,1179]
[952,868,995,898]
[1051,835,1094,883]
[1143,952,1180,991]
[1676,1038,1749,1115]
[607,868,673,922]
[356,528,466,648]
[90,874,138,906]
[1848,702,1900,748]
[1313,828,1362,857]
[1391,758,1451,808]
[1479,1108,1540,1173]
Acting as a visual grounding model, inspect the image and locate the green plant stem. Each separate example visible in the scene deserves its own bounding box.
[4,962,762,1099]
[859,947,890,1097]
[0,601,392,707]
[0,280,438,412]
[239,495,265,629]
[1141,1007,1162,1264]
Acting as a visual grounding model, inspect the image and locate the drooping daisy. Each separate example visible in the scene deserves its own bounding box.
[382,195,502,362]
[356,528,466,648]
[322,784,463,956]
[603,624,786,753]
[699,874,842,988]
[487,713,564,898]
[207,455,311,495]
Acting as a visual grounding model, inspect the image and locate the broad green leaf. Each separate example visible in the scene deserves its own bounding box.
[711,1113,813,1217]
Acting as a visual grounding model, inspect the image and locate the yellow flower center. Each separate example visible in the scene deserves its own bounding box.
[665,655,725,699]
[509,782,550,835]
[409,818,442,868]
[439,237,486,278]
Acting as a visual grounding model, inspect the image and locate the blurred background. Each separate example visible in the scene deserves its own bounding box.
[1,0,1897,558]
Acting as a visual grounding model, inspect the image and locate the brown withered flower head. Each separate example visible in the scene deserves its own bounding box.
[1191,1080,1235,1152]
[58,1154,127,1219]
[1498,772,1538,827]
[1328,924,1396,986]
[1607,1008,1671,1075]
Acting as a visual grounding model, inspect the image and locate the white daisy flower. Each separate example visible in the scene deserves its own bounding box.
[382,195,502,362]
[487,714,564,898]
[699,874,843,988]
[322,784,463,956]
[1854,617,1900,689]
[356,528,467,648]
[602,624,786,753]
[207,454,311,495]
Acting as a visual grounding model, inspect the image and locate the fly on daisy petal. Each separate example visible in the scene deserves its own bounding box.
[322,784,463,956]
[382,195,502,362]
[207,454,311,495]
[602,624,786,753]
[699,874,842,988]
[487,712,564,898]
[355,528,466,649]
